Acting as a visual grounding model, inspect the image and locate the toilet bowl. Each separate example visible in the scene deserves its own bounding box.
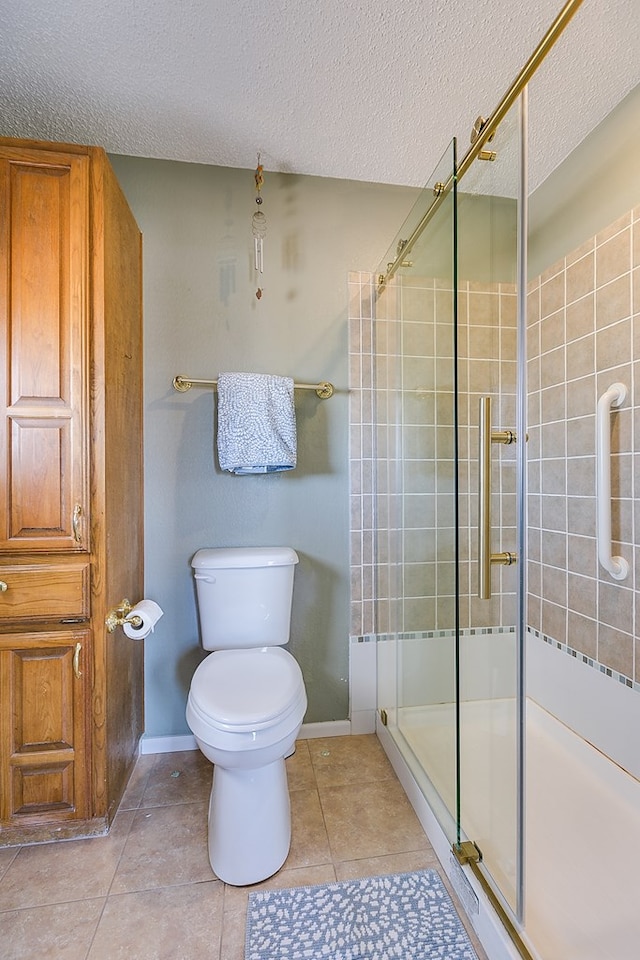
[185,547,307,886]
[187,646,307,885]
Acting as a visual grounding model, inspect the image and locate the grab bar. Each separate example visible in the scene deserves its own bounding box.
[596,382,628,580]
[478,396,517,600]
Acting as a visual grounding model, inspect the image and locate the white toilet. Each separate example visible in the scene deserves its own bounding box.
[185,546,307,886]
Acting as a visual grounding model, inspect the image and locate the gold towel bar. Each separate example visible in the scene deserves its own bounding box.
[173,375,334,399]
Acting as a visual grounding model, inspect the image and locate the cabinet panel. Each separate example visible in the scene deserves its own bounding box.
[0,150,89,551]
[0,559,89,623]
[12,760,75,816]
[0,629,90,825]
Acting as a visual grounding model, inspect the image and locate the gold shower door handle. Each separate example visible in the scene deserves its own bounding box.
[477,396,518,600]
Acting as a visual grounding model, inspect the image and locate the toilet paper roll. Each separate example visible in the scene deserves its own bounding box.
[123,599,164,640]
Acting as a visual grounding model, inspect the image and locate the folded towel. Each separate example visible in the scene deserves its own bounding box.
[216,372,297,474]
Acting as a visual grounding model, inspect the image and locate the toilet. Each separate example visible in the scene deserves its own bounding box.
[185,546,307,886]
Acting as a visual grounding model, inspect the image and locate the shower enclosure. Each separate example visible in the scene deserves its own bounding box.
[373,97,525,936]
[349,4,640,958]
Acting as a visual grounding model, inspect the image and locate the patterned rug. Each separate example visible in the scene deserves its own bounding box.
[245,869,479,959]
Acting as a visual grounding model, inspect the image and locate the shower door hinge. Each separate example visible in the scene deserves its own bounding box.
[453,840,482,865]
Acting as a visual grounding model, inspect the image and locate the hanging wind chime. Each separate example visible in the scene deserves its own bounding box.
[252,154,267,299]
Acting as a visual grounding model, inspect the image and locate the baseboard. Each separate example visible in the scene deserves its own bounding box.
[297,719,352,739]
[140,719,352,755]
[139,734,198,754]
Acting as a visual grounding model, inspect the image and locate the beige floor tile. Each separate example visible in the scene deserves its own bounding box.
[335,848,440,881]
[0,898,105,960]
[222,862,337,916]
[87,881,223,960]
[0,739,490,960]
[119,754,157,811]
[0,847,20,881]
[319,779,430,862]
[0,811,134,911]
[110,802,214,894]
[139,750,212,808]
[308,734,396,787]
[219,906,248,960]
[286,788,331,869]
[285,740,315,791]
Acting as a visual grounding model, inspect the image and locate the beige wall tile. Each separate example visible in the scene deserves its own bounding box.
[596,318,632,372]
[566,251,594,304]
[566,293,595,340]
[598,623,633,677]
[541,309,565,353]
[566,335,594,381]
[596,275,631,328]
[596,227,631,288]
[541,272,565,318]
[567,611,597,659]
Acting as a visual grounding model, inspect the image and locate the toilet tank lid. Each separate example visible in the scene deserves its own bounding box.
[191,546,299,570]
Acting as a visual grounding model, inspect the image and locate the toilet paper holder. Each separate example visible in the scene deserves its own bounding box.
[105,599,143,633]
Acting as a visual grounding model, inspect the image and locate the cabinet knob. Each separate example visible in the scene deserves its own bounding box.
[0,581,7,592]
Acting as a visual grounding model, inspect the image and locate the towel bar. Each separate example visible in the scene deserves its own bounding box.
[173,375,334,399]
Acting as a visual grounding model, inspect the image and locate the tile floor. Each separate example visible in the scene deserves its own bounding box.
[0,735,487,959]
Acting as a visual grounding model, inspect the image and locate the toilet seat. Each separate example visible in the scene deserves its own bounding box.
[188,647,305,734]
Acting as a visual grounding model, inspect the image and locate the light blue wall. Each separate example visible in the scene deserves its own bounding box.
[109,155,417,736]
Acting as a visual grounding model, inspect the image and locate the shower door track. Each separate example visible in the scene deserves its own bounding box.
[453,842,535,960]
[376,0,583,292]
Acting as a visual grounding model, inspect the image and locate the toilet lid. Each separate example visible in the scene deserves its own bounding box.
[189,647,304,732]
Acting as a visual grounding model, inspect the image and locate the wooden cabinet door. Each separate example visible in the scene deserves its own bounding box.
[0,148,89,552]
[0,628,90,827]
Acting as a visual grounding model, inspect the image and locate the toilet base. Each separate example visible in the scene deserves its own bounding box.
[208,757,291,885]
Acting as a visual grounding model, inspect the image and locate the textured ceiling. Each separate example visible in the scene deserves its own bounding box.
[0,0,638,188]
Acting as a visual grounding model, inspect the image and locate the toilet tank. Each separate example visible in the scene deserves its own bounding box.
[191,547,299,650]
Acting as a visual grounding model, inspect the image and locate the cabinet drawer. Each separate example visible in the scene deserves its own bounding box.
[0,562,89,622]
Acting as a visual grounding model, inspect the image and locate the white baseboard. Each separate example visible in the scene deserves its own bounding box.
[140,734,198,755]
[297,719,352,739]
[140,719,352,755]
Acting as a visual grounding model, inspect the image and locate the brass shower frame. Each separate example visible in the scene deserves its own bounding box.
[377,0,584,291]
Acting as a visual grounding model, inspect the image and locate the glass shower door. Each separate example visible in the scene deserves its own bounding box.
[374,109,526,923]
[374,141,459,843]
[455,99,524,918]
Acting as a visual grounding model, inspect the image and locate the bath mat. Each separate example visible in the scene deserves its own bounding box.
[245,869,479,959]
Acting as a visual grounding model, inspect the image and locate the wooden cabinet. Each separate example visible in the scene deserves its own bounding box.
[0,629,90,828]
[0,139,143,845]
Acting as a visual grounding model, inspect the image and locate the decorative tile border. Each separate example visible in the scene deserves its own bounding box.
[352,625,640,697]
[351,625,515,645]
[529,627,640,694]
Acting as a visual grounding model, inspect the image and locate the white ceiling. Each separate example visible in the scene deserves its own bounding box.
[0,0,638,188]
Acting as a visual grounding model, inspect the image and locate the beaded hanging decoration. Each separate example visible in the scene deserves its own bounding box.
[252,154,266,299]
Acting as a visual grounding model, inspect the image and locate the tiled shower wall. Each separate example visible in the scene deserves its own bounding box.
[527,205,640,685]
[348,269,517,641]
[350,203,640,699]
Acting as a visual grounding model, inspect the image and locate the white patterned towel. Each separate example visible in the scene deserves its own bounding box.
[216,372,297,474]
